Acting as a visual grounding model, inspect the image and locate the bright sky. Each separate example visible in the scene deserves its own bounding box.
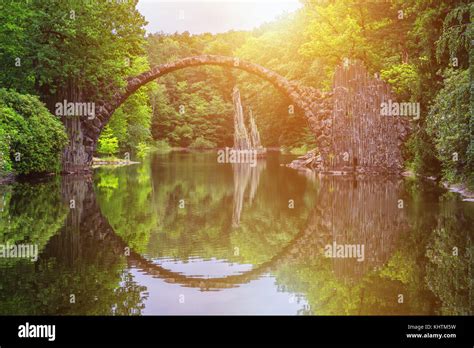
[137,0,302,34]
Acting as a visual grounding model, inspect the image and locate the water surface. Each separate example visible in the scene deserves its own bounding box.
[0,151,472,315]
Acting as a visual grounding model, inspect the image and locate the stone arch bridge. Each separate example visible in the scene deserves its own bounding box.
[62,55,410,174]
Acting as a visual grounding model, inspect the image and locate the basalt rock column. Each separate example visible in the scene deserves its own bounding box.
[289,61,411,174]
[328,61,411,174]
[248,108,266,156]
[232,87,251,151]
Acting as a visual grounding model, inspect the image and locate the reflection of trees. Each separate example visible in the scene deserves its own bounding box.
[75,163,322,290]
[96,153,237,260]
[95,165,157,253]
[424,195,473,315]
[0,256,146,315]
[158,154,318,265]
[0,180,68,266]
[142,153,235,260]
[273,177,473,315]
[0,177,148,315]
[1,160,471,314]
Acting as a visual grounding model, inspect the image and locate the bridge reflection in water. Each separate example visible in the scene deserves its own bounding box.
[53,172,407,288]
[0,153,471,315]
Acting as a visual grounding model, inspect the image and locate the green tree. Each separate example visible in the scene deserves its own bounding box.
[0,0,147,106]
[426,69,472,187]
[380,63,420,101]
[97,125,119,157]
[107,56,152,153]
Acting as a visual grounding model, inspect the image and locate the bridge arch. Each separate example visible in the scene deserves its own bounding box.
[65,55,331,172]
[64,56,409,175]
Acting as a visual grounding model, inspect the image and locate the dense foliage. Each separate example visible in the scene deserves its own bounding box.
[106,57,153,154]
[0,0,149,169]
[0,127,12,175]
[426,69,472,185]
[146,33,237,148]
[146,29,316,151]
[0,89,67,174]
[0,0,146,103]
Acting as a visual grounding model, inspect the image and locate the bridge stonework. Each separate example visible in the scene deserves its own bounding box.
[62,55,409,174]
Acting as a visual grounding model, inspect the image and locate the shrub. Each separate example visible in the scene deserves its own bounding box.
[154,139,172,153]
[189,136,216,149]
[289,144,310,155]
[136,142,151,158]
[380,63,420,101]
[0,128,12,174]
[97,125,119,156]
[0,89,68,175]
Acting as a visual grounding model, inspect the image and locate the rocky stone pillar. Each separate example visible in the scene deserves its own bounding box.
[62,117,90,173]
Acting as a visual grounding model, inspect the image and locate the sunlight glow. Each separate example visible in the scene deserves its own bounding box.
[137,0,302,34]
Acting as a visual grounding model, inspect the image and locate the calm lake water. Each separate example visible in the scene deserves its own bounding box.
[0,151,472,315]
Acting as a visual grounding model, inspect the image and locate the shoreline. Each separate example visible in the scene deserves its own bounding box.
[442,182,474,202]
[286,154,474,202]
[401,170,474,202]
